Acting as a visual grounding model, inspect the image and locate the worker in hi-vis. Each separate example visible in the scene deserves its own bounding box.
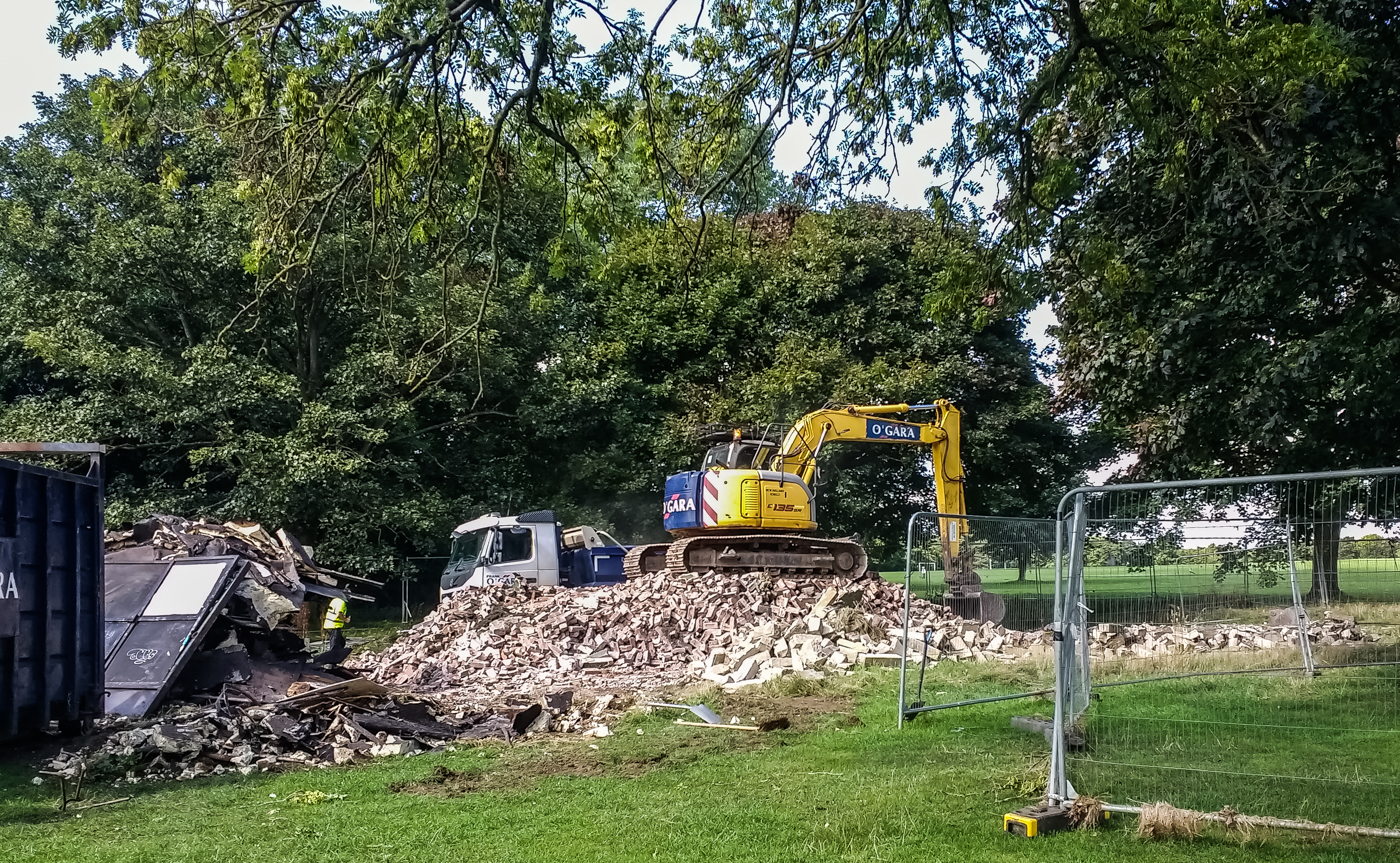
[322,597,348,653]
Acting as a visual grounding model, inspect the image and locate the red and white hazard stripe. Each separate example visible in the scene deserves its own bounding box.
[701,473,721,526]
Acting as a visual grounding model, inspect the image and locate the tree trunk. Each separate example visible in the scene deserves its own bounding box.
[1306,517,1342,602]
[1016,542,1030,582]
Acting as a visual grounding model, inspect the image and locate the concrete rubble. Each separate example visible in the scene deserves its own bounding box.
[358,571,1060,705]
[106,513,384,610]
[1088,615,1376,659]
[38,679,584,785]
[103,514,388,713]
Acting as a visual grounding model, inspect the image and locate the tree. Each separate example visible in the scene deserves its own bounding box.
[0,76,1084,571]
[50,0,1073,265]
[533,202,1083,561]
[0,75,566,571]
[1023,0,1400,599]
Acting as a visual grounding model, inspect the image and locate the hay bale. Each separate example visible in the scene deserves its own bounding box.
[1068,795,1104,830]
[1137,801,1202,840]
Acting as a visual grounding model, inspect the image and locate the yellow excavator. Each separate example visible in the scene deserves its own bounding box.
[624,401,992,615]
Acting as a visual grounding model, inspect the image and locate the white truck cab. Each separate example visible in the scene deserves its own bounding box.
[439,510,628,597]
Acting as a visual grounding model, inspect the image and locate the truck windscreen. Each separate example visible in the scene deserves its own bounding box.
[449,530,483,563]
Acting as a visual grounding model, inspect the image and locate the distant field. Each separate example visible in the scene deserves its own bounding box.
[882,558,1400,602]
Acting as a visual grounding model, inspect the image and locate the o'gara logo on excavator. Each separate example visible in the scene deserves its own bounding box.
[662,494,696,517]
[866,419,920,441]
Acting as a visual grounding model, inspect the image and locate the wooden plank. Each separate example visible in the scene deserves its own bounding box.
[675,720,761,731]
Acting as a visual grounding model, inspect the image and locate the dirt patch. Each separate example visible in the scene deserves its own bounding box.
[391,691,857,797]
[715,693,856,732]
[390,751,609,796]
[389,743,678,797]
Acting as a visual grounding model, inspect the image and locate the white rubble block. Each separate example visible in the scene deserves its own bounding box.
[722,678,765,692]
[858,653,901,668]
[371,740,419,757]
[731,643,768,663]
[731,656,763,682]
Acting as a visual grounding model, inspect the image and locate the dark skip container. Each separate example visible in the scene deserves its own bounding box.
[0,444,104,741]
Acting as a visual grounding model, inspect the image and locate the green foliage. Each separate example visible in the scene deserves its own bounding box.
[536,203,1082,558]
[0,75,564,572]
[1340,535,1400,560]
[0,70,1078,572]
[1031,0,1400,479]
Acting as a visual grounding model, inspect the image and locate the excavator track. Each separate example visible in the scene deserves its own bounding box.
[623,543,671,579]
[663,533,868,578]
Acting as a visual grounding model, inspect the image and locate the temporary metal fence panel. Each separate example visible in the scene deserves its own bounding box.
[397,557,447,623]
[898,512,1060,724]
[1049,467,1400,832]
[0,451,105,741]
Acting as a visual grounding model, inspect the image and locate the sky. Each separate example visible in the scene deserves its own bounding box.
[0,1,140,138]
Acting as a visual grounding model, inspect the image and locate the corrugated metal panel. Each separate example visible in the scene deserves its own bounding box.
[0,455,104,741]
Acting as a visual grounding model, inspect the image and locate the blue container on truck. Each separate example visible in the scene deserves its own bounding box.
[0,444,105,741]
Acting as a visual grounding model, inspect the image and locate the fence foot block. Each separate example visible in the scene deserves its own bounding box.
[1004,803,1108,837]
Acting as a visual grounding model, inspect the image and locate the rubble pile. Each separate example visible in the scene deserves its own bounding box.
[106,513,383,612]
[39,681,561,785]
[103,514,386,714]
[1090,615,1376,659]
[364,571,1050,700]
[706,612,1056,690]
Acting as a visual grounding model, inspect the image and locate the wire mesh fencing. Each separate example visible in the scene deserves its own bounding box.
[898,512,1061,724]
[1049,468,1400,831]
[394,556,448,623]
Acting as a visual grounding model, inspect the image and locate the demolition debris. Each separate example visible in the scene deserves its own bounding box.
[39,681,583,785]
[103,514,385,716]
[360,571,1052,702]
[1087,615,1376,659]
[106,513,384,606]
[363,571,1384,708]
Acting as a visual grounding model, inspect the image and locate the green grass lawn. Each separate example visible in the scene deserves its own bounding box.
[883,558,1400,605]
[1070,664,1400,829]
[3,665,1396,862]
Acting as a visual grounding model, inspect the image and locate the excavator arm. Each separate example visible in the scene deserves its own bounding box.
[773,401,966,524]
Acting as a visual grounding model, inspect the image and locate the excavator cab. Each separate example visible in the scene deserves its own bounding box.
[699,440,776,471]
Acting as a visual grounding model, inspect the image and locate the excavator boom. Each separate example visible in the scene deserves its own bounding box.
[772,401,967,553]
